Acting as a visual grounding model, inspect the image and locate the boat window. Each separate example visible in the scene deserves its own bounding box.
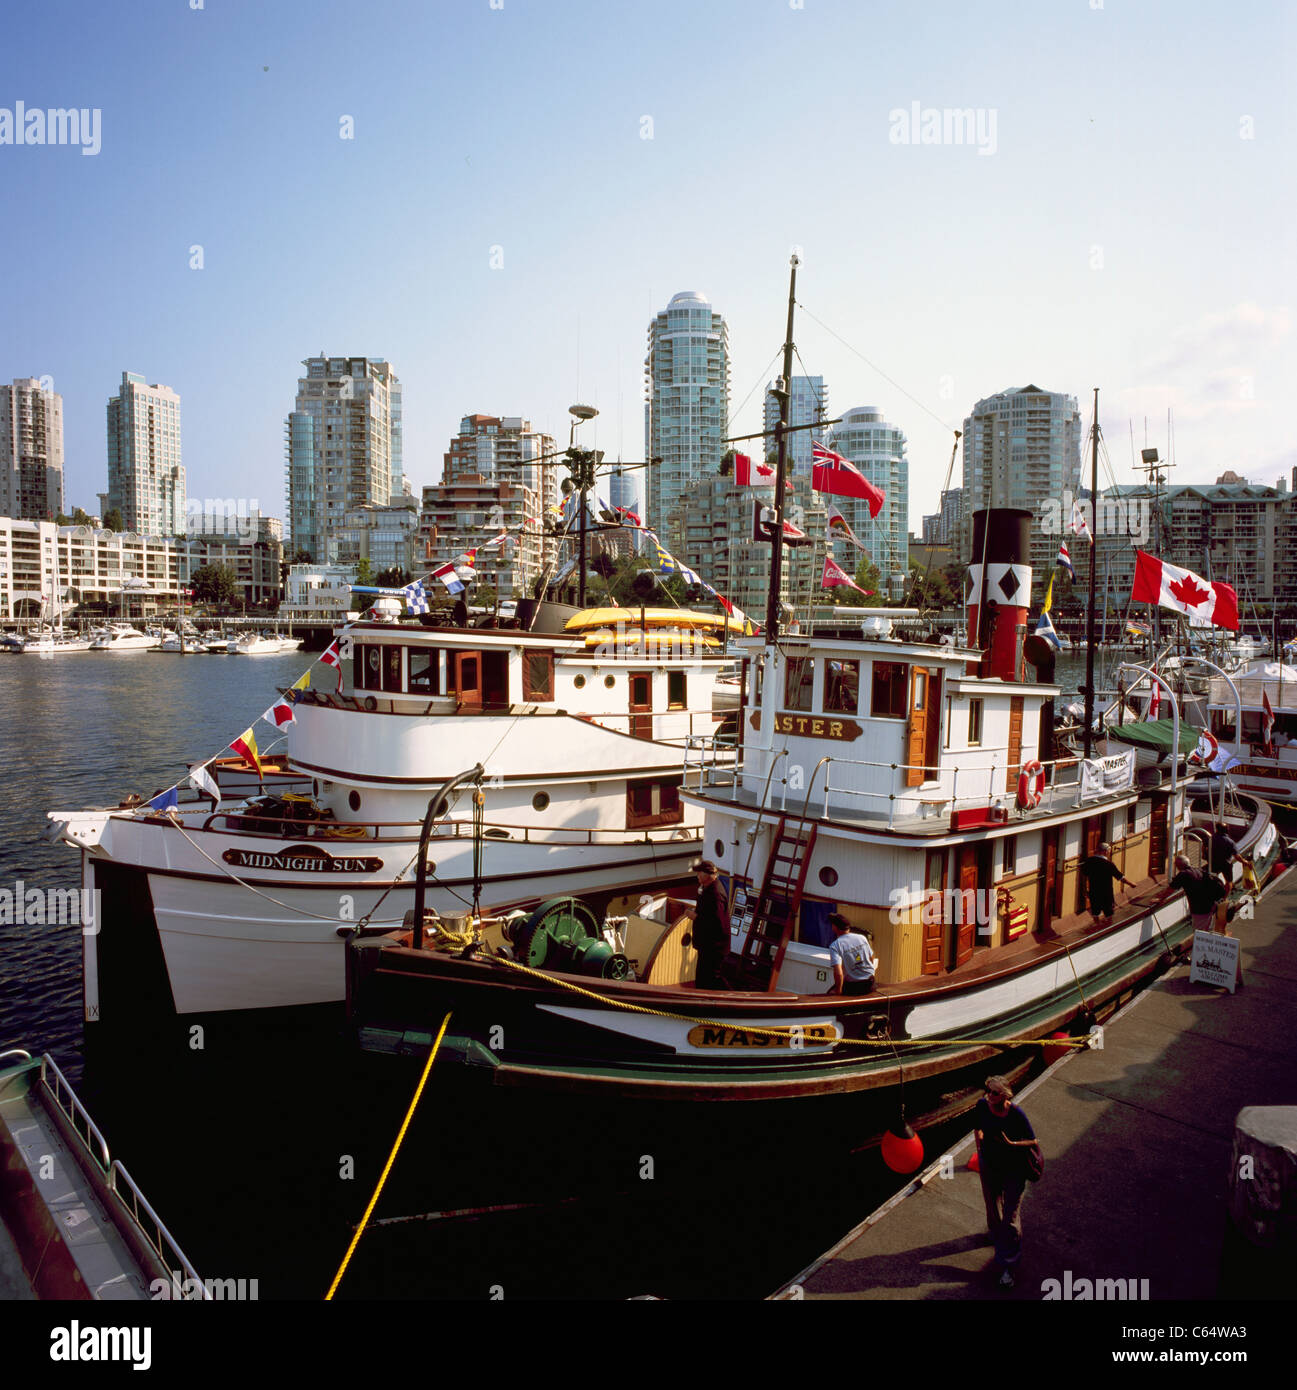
[824,659,859,714]
[408,648,441,694]
[1002,836,1016,876]
[356,643,383,692]
[1126,804,1137,835]
[668,670,687,710]
[753,660,764,703]
[968,698,984,746]
[871,662,909,719]
[785,657,814,711]
[382,644,403,693]
[523,650,554,702]
[625,777,684,830]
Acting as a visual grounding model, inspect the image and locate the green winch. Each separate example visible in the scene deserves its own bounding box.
[506,898,631,980]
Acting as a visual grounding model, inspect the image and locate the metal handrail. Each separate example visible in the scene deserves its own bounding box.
[108,1162,211,1300]
[701,745,1140,823]
[39,1055,111,1171]
[191,806,699,847]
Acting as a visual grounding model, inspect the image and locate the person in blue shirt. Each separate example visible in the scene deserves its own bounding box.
[827,912,877,996]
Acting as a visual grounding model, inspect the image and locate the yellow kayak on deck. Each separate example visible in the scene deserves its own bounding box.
[564,607,748,636]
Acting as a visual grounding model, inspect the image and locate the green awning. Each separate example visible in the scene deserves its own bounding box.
[1107,718,1201,755]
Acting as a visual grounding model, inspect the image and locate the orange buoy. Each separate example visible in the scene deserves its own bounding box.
[968,1148,981,1173]
[1043,1030,1071,1066]
[881,1123,925,1174]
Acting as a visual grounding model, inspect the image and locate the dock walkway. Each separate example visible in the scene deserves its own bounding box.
[776,866,1297,1302]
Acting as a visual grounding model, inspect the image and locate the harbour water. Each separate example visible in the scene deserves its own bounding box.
[1,647,999,1299]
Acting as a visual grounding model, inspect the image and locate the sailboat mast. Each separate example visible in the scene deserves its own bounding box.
[1083,387,1099,758]
[765,254,799,640]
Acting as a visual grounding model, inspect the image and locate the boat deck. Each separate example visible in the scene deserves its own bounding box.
[877,870,1175,999]
[0,1069,153,1299]
[772,861,1297,1303]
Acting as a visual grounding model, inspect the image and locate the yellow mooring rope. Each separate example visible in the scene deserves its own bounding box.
[324,1010,453,1301]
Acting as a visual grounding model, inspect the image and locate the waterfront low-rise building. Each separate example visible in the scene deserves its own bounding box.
[0,516,284,620]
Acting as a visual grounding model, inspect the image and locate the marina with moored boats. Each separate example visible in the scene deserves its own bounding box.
[8,264,1294,1311]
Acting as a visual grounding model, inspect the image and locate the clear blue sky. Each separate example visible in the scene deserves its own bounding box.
[3,0,1292,530]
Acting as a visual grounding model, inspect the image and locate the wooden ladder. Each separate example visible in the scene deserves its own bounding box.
[733,814,818,992]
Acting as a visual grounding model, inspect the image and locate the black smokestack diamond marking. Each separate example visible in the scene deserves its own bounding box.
[997,568,1021,601]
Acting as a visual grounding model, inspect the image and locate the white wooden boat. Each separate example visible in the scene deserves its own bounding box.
[49,604,742,1018]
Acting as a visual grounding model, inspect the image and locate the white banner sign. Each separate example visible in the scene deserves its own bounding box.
[1189,931,1241,993]
[1080,750,1136,803]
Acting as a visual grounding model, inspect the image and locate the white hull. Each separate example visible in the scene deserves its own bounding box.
[75,816,700,1014]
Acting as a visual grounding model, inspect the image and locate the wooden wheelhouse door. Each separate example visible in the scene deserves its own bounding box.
[454,651,482,709]
[1149,793,1169,877]
[922,848,945,975]
[629,671,653,740]
[953,844,978,967]
[1039,826,1059,933]
[1006,696,1024,791]
[1075,816,1104,911]
[906,667,934,787]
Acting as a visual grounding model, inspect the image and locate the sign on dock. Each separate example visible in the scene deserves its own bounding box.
[1189,931,1241,993]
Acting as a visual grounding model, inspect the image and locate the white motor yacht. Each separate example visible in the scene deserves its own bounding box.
[91,624,161,652]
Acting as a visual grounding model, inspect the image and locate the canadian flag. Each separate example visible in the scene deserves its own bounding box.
[1130,551,1239,630]
[1148,665,1161,720]
[1262,690,1275,754]
[735,452,789,489]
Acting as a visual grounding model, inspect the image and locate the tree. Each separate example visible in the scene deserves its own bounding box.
[375,566,411,588]
[292,549,312,565]
[909,563,956,609]
[355,557,374,587]
[191,563,238,606]
[102,508,124,532]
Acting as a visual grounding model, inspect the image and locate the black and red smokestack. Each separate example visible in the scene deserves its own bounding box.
[966,509,1032,682]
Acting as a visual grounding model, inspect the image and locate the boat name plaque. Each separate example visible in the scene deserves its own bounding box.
[686,1023,838,1049]
[773,712,863,742]
[223,845,384,874]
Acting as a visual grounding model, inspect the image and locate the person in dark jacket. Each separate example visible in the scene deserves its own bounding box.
[973,1075,1039,1289]
[1081,842,1134,924]
[691,860,730,991]
[1169,852,1227,932]
[1209,825,1240,884]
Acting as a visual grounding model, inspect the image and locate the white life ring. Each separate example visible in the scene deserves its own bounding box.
[1016,759,1045,809]
[1190,731,1218,766]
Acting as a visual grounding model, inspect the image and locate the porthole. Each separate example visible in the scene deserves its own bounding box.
[818,866,839,888]
[348,790,362,812]
[604,675,615,688]
[574,675,586,689]
[714,838,725,858]
[532,792,550,812]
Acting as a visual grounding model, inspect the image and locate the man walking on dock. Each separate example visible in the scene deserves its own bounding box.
[973,1076,1039,1290]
